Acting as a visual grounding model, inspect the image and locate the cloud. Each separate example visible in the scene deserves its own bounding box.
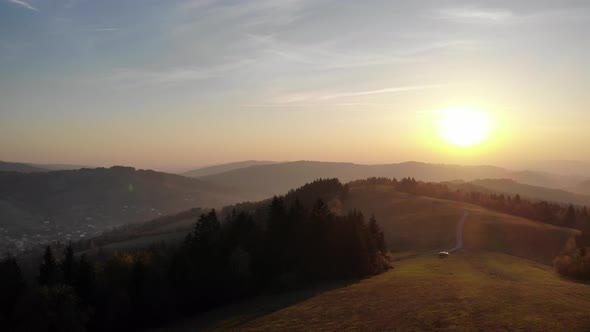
[256,84,448,107]
[7,0,38,11]
[245,33,423,72]
[317,84,448,100]
[91,28,120,32]
[435,6,589,25]
[436,8,515,23]
[105,59,252,88]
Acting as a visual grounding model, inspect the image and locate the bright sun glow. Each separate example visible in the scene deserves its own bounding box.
[438,107,492,147]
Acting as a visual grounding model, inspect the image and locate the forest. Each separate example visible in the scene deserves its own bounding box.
[0,181,389,331]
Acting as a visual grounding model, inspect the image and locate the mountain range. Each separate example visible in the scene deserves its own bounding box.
[185,160,589,200]
[0,160,88,173]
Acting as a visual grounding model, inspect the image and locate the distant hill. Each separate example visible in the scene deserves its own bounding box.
[32,163,89,171]
[0,167,249,252]
[183,160,278,177]
[521,160,590,177]
[0,161,48,173]
[509,170,585,189]
[574,180,590,196]
[0,161,88,173]
[449,179,590,206]
[197,160,580,199]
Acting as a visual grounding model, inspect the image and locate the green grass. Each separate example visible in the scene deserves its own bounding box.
[176,252,590,331]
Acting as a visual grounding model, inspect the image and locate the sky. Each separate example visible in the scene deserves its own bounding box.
[1,0,589,172]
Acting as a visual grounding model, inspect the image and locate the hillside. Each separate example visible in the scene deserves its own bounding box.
[344,182,577,264]
[0,161,48,173]
[89,179,578,265]
[574,179,590,196]
[523,160,590,177]
[194,161,583,199]
[0,167,248,253]
[450,179,590,206]
[32,163,89,171]
[182,160,278,177]
[172,252,590,331]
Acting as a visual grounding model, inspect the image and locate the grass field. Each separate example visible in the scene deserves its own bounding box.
[169,252,590,331]
[345,185,579,264]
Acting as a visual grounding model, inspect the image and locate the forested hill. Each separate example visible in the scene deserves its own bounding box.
[194,161,586,199]
[449,179,590,206]
[182,160,277,178]
[0,161,47,173]
[0,167,248,252]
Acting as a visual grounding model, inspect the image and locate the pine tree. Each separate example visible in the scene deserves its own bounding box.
[75,254,95,305]
[311,199,329,221]
[61,244,76,286]
[193,209,220,246]
[38,246,58,286]
[0,255,26,326]
[564,204,576,226]
[368,215,386,253]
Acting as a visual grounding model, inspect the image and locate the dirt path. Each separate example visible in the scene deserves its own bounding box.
[392,210,469,261]
[449,211,469,252]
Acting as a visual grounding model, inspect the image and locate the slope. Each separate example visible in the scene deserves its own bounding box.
[181,252,590,331]
[450,179,590,206]
[0,167,249,253]
[91,179,578,266]
[344,183,578,264]
[0,161,48,173]
[182,160,278,177]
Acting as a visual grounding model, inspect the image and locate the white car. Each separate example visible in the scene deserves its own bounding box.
[438,251,449,259]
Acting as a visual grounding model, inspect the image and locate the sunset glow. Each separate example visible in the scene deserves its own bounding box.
[438,108,492,148]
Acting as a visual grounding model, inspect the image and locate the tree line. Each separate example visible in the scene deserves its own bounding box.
[351,177,590,229]
[0,187,389,331]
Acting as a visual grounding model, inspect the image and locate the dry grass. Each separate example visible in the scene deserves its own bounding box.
[344,186,579,264]
[190,252,590,331]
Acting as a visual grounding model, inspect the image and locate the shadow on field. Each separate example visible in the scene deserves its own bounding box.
[158,279,360,331]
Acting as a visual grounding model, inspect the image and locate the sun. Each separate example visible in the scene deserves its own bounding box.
[438,107,492,147]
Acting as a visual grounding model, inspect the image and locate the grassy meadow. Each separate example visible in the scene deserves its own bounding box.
[345,184,579,264]
[169,252,590,331]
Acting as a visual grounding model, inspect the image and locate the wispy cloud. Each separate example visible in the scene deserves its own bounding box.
[105,59,252,88]
[436,8,515,23]
[245,33,424,72]
[435,6,589,24]
[91,28,120,32]
[255,84,448,107]
[317,84,448,100]
[7,0,38,11]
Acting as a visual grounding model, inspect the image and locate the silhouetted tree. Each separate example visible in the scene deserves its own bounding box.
[62,244,76,286]
[193,209,220,247]
[75,254,95,305]
[0,255,26,328]
[38,246,58,287]
[564,204,577,227]
[369,215,386,253]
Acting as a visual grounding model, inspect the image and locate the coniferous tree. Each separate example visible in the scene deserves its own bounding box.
[369,215,386,253]
[75,254,95,305]
[38,246,58,287]
[0,255,26,327]
[267,196,288,273]
[61,244,76,286]
[564,204,576,227]
[193,209,220,247]
[311,198,329,221]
